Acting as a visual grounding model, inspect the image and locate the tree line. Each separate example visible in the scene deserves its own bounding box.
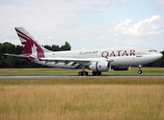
[0,42,164,68]
[0,42,71,68]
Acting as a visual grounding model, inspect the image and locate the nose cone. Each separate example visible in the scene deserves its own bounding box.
[151,53,163,63]
[158,53,163,59]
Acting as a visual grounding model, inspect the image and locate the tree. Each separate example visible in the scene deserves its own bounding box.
[43,41,71,51]
[60,42,71,51]
[52,44,60,51]
[159,50,164,67]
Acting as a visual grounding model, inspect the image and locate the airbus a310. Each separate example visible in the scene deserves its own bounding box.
[4,27,163,76]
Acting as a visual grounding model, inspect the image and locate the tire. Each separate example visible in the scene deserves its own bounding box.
[92,72,97,76]
[97,72,102,76]
[83,71,88,76]
[138,70,142,74]
[78,72,83,76]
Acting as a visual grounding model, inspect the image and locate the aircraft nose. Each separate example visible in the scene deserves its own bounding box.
[158,53,163,59]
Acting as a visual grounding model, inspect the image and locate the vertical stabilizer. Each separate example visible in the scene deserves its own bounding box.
[15,27,50,58]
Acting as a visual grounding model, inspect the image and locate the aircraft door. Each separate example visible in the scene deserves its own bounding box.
[132,50,142,65]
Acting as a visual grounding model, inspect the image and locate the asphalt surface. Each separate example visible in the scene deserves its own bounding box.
[0,74,164,79]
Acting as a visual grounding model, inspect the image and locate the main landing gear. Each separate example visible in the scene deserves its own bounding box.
[138,64,142,74]
[78,66,89,76]
[78,71,102,76]
[78,71,88,76]
[78,66,102,76]
[92,72,102,76]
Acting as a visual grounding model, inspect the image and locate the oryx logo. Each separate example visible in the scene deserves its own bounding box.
[102,51,109,59]
[31,44,37,57]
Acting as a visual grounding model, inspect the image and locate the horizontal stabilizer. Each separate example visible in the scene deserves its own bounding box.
[3,53,30,58]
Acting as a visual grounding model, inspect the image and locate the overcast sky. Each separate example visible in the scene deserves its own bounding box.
[0,0,164,51]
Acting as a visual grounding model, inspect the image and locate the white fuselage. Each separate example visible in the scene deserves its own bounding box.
[33,47,162,69]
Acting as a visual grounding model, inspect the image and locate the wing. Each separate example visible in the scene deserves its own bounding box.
[39,57,114,67]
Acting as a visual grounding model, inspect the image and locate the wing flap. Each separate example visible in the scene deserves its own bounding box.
[39,57,114,65]
[40,57,91,62]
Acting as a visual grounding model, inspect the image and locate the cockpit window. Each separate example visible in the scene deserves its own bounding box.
[149,50,157,52]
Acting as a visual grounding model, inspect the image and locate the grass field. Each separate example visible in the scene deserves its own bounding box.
[0,77,164,120]
[0,67,164,75]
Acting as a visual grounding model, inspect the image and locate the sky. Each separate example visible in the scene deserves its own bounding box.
[0,0,164,51]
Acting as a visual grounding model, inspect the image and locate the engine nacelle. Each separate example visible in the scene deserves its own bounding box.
[89,61,111,72]
[112,66,131,71]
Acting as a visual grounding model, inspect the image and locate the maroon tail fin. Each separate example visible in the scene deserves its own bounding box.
[15,27,50,58]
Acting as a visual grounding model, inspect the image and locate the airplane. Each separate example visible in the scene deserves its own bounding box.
[4,27,163,76]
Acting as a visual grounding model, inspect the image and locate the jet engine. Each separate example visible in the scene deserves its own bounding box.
[89,61,111,72]
[112,66,131,71]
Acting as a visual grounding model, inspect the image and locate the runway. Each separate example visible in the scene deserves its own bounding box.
[0,74,164,79]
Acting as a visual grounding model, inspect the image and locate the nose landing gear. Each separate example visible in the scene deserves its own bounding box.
[138,64,142,74]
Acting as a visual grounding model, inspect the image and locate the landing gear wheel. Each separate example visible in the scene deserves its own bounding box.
[78,71,83,76]
[78,71,88,76]
[83,71,88,76]
[138,70,142,74]
[92,72,97,76]
[97,72,102,76]
[92,72,102,76]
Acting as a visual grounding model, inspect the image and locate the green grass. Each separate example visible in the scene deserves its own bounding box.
[0,67,164,75]
[0,77,164,85]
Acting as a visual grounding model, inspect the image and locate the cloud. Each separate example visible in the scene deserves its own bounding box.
[0,0,164,51]
[0,0,128,44]
[3,39,20,45]
[126,40,145,46]
[155,0,164,9]
[107,15,164,36]
[61,0,128,11]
